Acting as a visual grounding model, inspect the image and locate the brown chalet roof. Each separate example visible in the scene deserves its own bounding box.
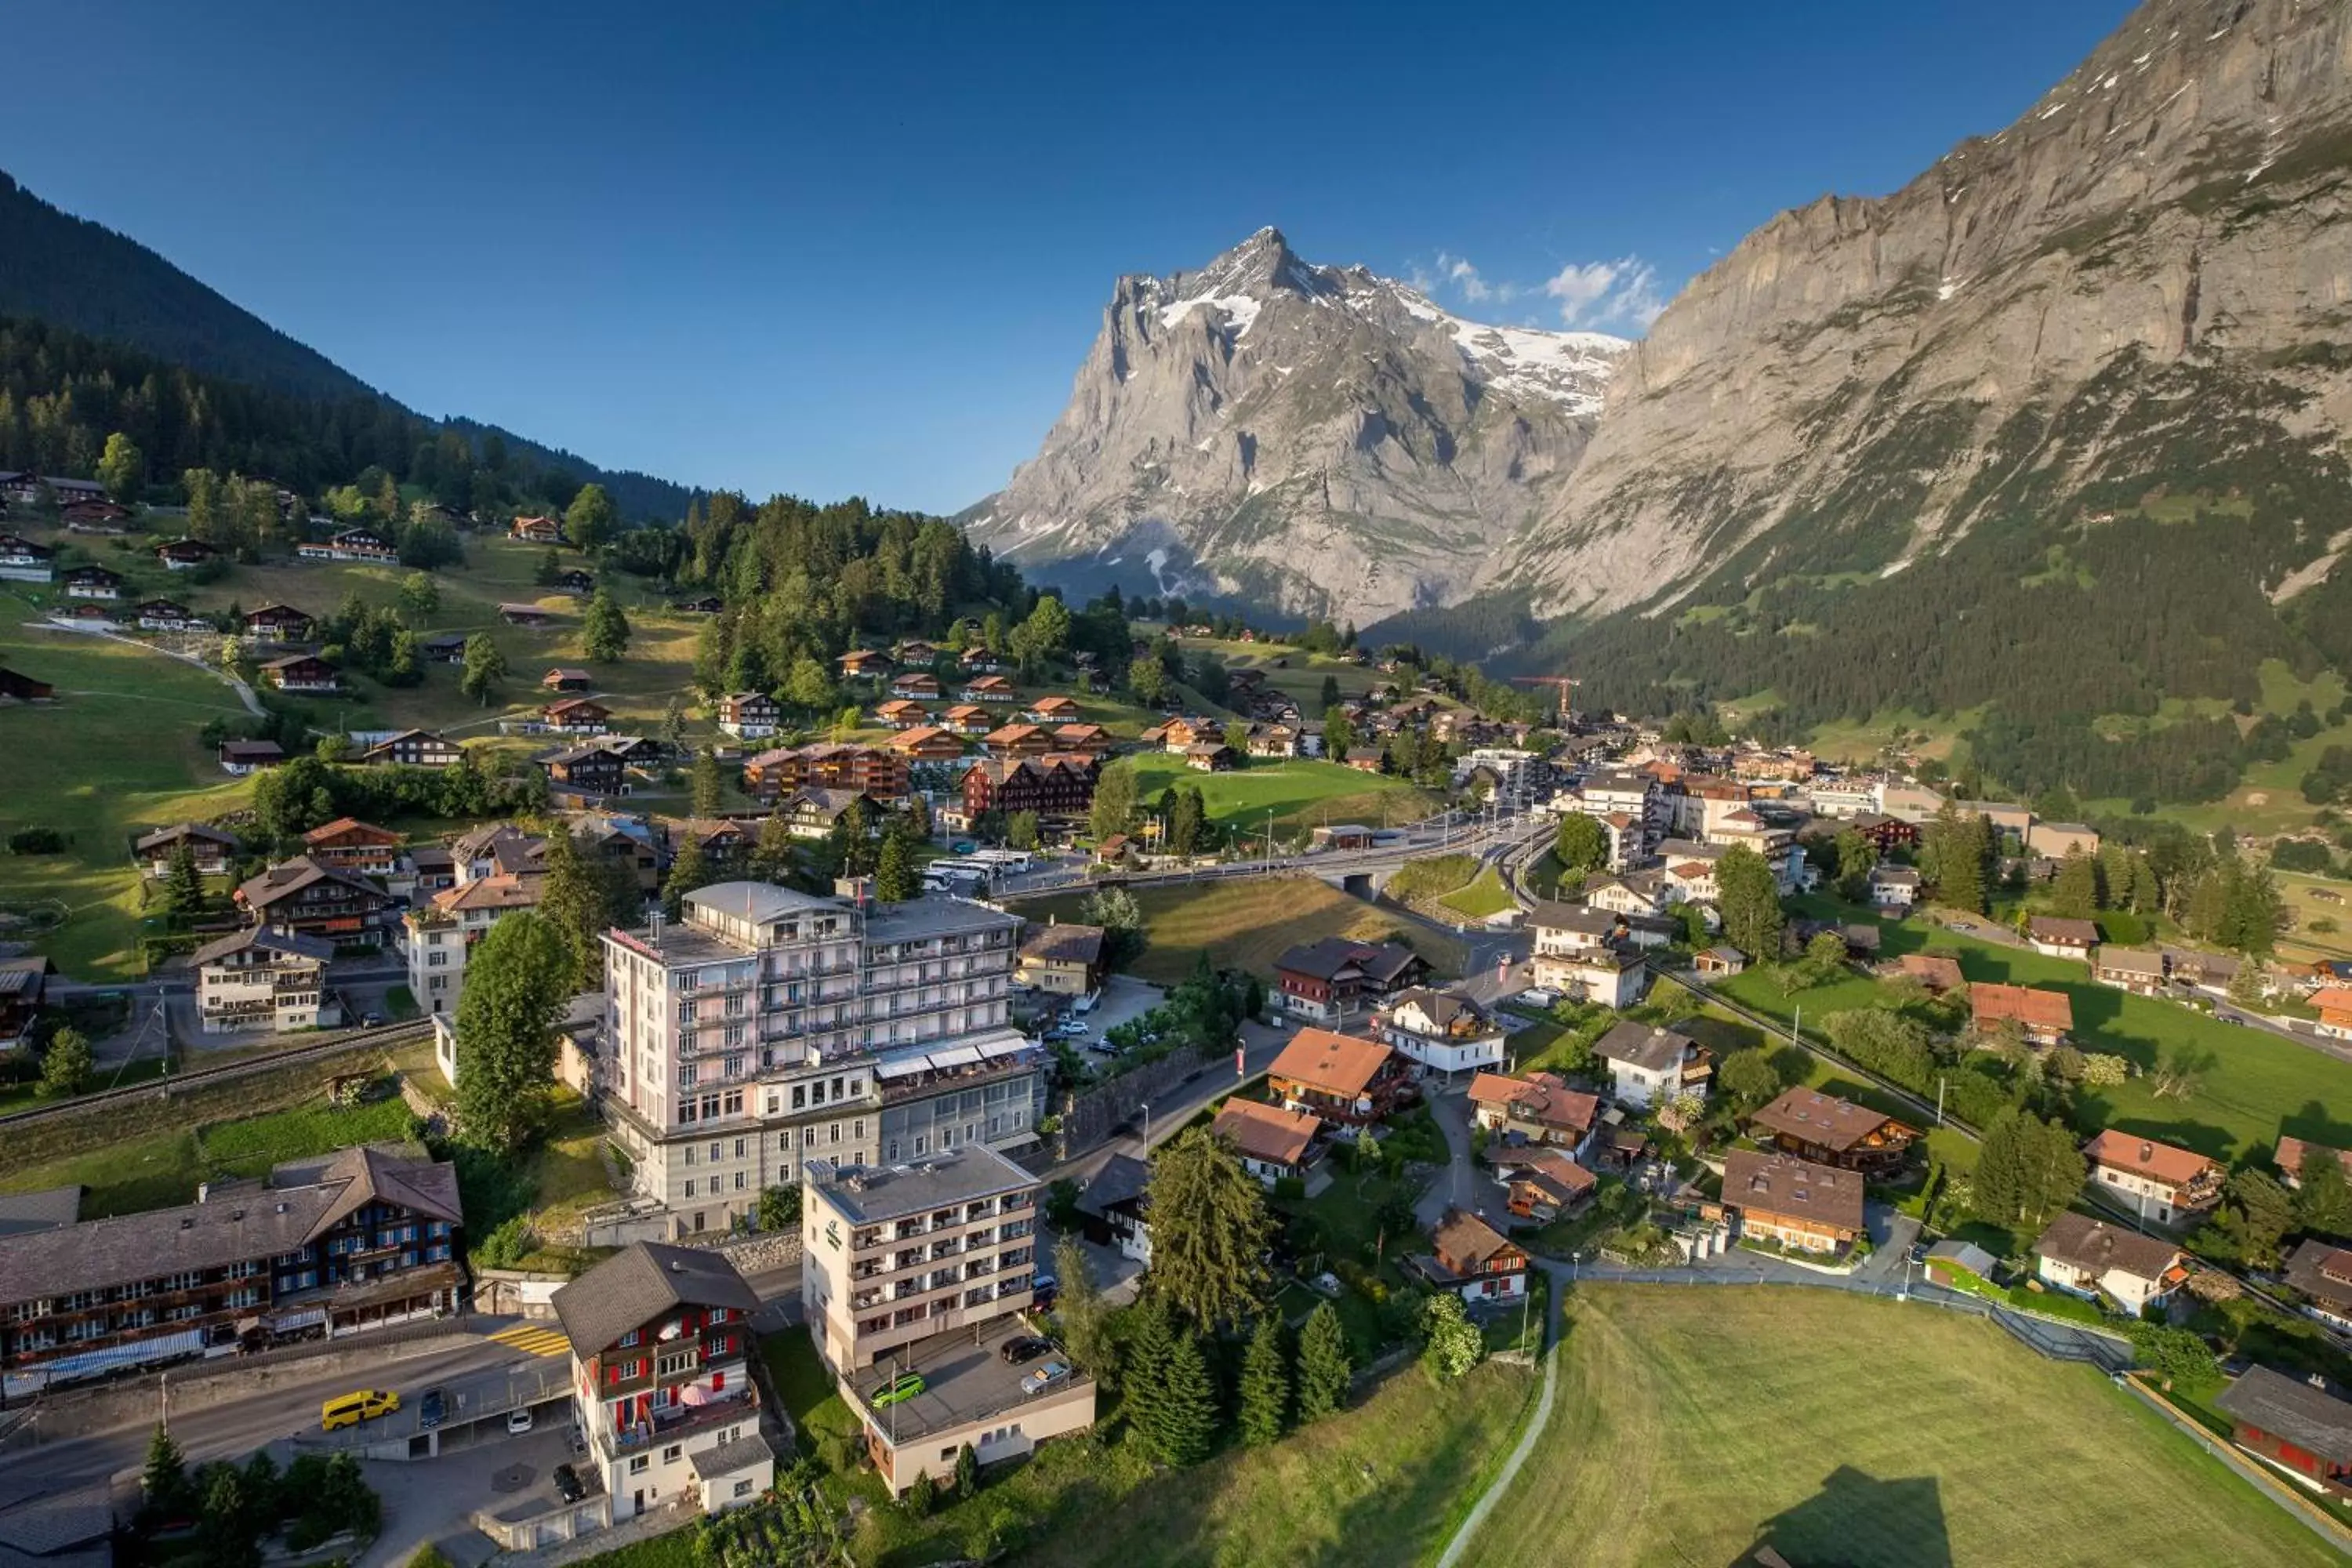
[434,875,539,914]
[2027,916,2100,946]
[1508,1148,1596,1205]
[1896,954,1965,990]
[1430,1207,1521,1272]
[1748,1088,1917,1155]
[1468,1070,1598,1135]
[1269,1028,1398,1100]
[550,1240,759,1356]
[1210,1098,1319,1167]
[2032,1210,2184,1285]
[1969,982,2074,1033]
[303,816,398,847]
[0,1145,456,1303]
[235,855,384,911]
[1719,1150,1864,1233]
[2284,1239,2352,1312]
[2214,1367,2352,1466]
[2277,1137,2352,1182]
[1020,922,1105,967]
[2080,1129,2218,1189]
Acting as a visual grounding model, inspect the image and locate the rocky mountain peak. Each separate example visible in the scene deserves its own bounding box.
[966,231,1629,622]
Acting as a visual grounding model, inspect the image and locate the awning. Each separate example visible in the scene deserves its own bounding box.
[925,1044,984,1069]
[21,1329,206,1384]
[266,1307,327,1333]
[873,1056,931,1082]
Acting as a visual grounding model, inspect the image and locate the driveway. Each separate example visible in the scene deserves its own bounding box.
[356,1425,580,1568]
[1414,1083,1503,1230]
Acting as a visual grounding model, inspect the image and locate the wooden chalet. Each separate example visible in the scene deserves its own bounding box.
[1969,982,2073,1048]
[510,514,564,543]
[542,666,596,692]
[961,673,1017,703]
[361,728,464,768]
[154,537,219,571]
[2213,1367,2352,1498]
[301,818,403,878]
[543,696,612,734]
[260,653,339,693]
[888,671,942,701]
[1414,1208,1528,1303]
[887,725,967,762]
[873,699,930,728]
[1267,1028,1410,1126]
[234,856,394,946]
[939,704,993,736]
[982,723,1055,759]
[1745,1088,1918,1175]
[132,822,241,877]
[716,691,783,739]
[242,604,314,642]
[499,602,557,627]
[540,743,627,796]
[1709,1150,1865,1255]
[62,564,123,600]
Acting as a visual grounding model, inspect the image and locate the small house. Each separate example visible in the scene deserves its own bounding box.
[1023,695,1080,724]
[0,532,53,582]
[1073,1152,1152,1264]
[961,673,1017,703]
[1267,1028,1410,1126]
[542,666,595,692]
[498,602,556,627]
[1376,987,1506,1076]
[154,537,217,572]
[1414,1208,1527,1303]
[242,604,314,642]
[1694,946,1746,977]
[134,598,205,632]
[2031,1212,2186,1316]
[873,699,929,728]
[1711,1150,1864,1255]
[2094,946,2167,995]
[717,691,783,740]
[1895,953,1965,994]
[886,724,966,762]
[543,697,612,735]
[509,514,564,543]
[361,728,463,768]
[838,648,891,680]
[1969,982,2073,1049]
[1593,1021,1711,1109]
[1501,1149,1595,1221]
[1468,1070,1598,1149]
[218,739,285,775]
[2081,1130,2223,1226]
[1866,862,1921,908]
[1015,922,1105,996]
[1210,1098,1321,1186]
[2026,916,2099,960]
[940,704,993,736]
[132,822,240,877]
[260,652,339,693]
[888,671,942,702]
[62,564,123,600]
[1745,1088,1918,1175]
[2212,1367,2352,1498]
[1184,742,1238,772]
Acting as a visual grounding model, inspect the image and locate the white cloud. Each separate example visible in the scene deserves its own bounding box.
[1431,252,1522,306]
[1542,256,1667,331]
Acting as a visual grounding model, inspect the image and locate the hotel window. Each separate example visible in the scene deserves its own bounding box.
[733,1171,748,1191]
[733,1138,747,1158]
[685,1179,698,1198]
[709,1142,724,1163]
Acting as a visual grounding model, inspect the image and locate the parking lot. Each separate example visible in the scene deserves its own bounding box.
[1038,974,1164,1059]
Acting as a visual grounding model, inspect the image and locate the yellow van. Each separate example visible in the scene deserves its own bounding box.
[320,1389,400,1431]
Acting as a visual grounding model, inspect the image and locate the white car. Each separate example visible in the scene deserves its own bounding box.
[507,1408,535,1435]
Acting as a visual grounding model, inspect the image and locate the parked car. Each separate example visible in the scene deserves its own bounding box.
[508,1408,535,1435]
[1019,1359,1071,1396]
[1030,1274,1060,1311]
[552,1463,586,1502]
[873,1372,926,1408]
[998,1335,1053,1366]
[419,1388,447,1429]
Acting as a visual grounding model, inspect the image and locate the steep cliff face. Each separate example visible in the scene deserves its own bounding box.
[964,229,1625,622]
[1502,0,2352,616]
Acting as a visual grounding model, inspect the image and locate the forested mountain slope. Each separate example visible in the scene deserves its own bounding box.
[0,170,696,521]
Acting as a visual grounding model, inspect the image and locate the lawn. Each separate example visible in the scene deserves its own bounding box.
[1715,899,2352,1164]
[1468,1285,2339,1568]
[1021,880,1465,985]
[1438,867,1515,920]
[0,588,255,978]
[2084,659,2351,840]
[756,1326,1537,1568]
[1123,753,1439,837]
[0,1080,423,1217]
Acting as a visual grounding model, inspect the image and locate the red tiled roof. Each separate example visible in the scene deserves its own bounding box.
[1210,1098,1319,1167]
[1269,1028,1398,1099]
[1970,982,2073,1032]
[2081,1129,2218,1188]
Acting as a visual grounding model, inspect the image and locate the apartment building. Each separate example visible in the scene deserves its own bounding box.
[192,927,339,1035]
[597,882,1038,1236]
[800,1149,1093,1494]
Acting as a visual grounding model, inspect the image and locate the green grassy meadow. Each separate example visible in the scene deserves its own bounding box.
[1123,752,1438,837]
[1021,879,1466,985]
[1469,1286,2339,1568]
[1715,900,2352,1164]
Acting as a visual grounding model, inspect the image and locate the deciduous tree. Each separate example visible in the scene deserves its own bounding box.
[564,483,618,551]
[583,588,631,662]
[459,633,506,704]
[1420,1293,1485,1381]
[1553,812,1607,875]
[452,911,570,1148]
[98,430,144,501]
[1716,844,1784,961]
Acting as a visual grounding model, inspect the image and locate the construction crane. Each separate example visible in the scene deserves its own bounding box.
[1512,675,1581,724]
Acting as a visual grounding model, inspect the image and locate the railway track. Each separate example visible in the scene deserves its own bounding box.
[0,1020,434,1131]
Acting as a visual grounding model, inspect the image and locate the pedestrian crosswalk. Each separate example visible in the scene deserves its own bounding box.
[489,1323,572,1359]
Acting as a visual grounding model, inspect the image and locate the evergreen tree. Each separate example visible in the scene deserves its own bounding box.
[663,833,712,918]
[1148,1127,1275,1331]
[1238,1316,1291,1447]
[2299,1147,2352,1240]
[1123,1296,1173,1432]
[39,1026,91,1098]
[1147,1330,1218,1467]
[163,838,206,917]
[1716,844,1785,961]
[2049,849,2100,920]
[141,1424,189,1516]
[1319,674,1341,712]
[1090,757,1141,841]
[750,812,797,883]
[583,588,632,662]
[535,547,562,586]
[536,828,610,991]
[1322,707,1356,762]
[564,482,618,551]
[451,910,571,1148]
[1168,788,1206,858]
[2204,1168,2296,1267]
[953,1442,978,1500]
[1295,1301,1352,1421]
[875,830,919,902]
[691,747,724,817]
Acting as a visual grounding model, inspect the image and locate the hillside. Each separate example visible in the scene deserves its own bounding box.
[965,227,1625,624]
[0,170,698,521]
[1375,0,2352,806]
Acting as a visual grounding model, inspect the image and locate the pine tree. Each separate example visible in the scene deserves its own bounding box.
[1238,1315,1290,1447]
[1148,1127,1274,1331]
[691,747,724,818]
[2300,1148,2352,1240]
[662,833,712,918]
[1146,1330,1218,1466]
[536,827,608,992]
[1716,844,1785,961]
[142,1423,189,1515]
[163,839,205,917]
[583,588,632,662]
[875,831,919,902]
[1122,1297,1173,1435]
[953,1442,978,1499]
[2049,849,2100,920]
[1295,1301,1352,1422]
[750,812,797,883]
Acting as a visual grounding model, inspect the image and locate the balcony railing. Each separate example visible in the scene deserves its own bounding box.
[597,1387,757,1457]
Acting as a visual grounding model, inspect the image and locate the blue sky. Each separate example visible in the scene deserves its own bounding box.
[2,1,2129,514]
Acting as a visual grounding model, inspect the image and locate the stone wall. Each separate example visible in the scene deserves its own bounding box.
[1053,1043,1213,1160]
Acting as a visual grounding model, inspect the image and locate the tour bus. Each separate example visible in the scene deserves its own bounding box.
[965,848,1034,873]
